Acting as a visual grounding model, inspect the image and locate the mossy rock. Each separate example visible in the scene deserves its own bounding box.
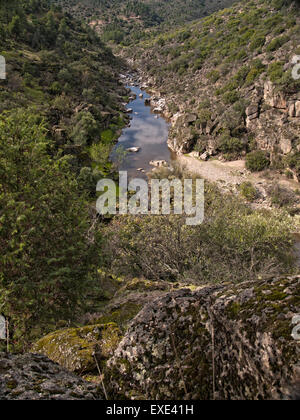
[115,278,173,296]
[32,323,121,374]
[107,276,300,400]
[93,302,143,329]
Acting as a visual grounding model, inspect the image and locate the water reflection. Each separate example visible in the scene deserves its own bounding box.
[112,86,171,179]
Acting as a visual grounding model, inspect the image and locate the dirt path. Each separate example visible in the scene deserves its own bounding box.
[176,154,300,192]
[177,155,247,185]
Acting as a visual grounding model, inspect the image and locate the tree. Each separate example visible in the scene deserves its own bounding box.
[8,15,21,37]
[71,111,99,146]
[0,111,94,350]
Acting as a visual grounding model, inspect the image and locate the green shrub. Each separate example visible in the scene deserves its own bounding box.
[207,70,220,83]
[246,150,270,172]
[268,62,284,83]
[218,134,244,154]
[102,194,294,284]
[285,152,300,180]
[223,90,239,104]
[198,109,212,123]
[268,183,297,208]
[266,36,289,52]
[0,112,94,350]
[239,181,257,202]
[250,35,265,51]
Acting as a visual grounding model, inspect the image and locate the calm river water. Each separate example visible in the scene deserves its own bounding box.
[113,85,172,179]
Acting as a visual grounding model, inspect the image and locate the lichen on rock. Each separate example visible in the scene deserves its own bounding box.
[106,276,300,400]
[0,353,103,400]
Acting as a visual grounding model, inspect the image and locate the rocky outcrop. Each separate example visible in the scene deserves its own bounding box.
[246,81,300,156]
[5,277,299,400]
[31,278,177,378]
[0,353,103,400]
[107,276,300,400]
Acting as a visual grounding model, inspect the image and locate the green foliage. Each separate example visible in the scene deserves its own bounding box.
[8,15,21,37]
[49,0,235,42]
[71,111,99,146]
[238,181,257,202]
[250,34,265,51]
[101,129,116,143]
[0,0,126,182]
[268,62,284,84]
[223,90,239,105]
[207,70,220,83]
[267,183,297,208]
[285,152,300,180]
[266,36,289,52]
[198,108,212,123]
[102,184,294,284]
[0,112,96,351]
[246,150,270,172]
[218,134,244,154]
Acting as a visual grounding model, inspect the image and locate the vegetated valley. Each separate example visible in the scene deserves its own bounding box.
[0,0,300,401]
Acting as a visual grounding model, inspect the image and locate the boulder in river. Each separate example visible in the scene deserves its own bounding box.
[126,147,140,153]
[149,160,167,167]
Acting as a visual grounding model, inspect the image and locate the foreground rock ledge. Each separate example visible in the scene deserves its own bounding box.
[107,276,300,400]
[0,353,103,400]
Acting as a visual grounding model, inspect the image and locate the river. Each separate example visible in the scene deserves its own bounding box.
[113,85,172,179]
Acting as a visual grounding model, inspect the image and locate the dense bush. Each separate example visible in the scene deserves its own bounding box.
[246,150,270,172]
[218,134,244,154]
[0,112,97,351]
[223,90,240,104]
[238,181,257,202]
[266,35,289,52]
[267,183,297,208]
[102,187,294,284]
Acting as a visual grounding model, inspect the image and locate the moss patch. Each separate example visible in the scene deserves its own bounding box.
[32,323,122,374]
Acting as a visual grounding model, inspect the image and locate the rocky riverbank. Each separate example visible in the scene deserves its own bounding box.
[119,66,300,215]
[120,0,300,190]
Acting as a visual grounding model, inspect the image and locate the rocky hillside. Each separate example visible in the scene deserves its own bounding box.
[51,0,236,42]
[125,0,300,178]
[0,0,129,188]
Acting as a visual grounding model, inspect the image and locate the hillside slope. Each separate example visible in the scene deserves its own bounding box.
[0,0,129,350]
[51,0,237,42]
[0,0,129,188]
[125,0,300,178]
